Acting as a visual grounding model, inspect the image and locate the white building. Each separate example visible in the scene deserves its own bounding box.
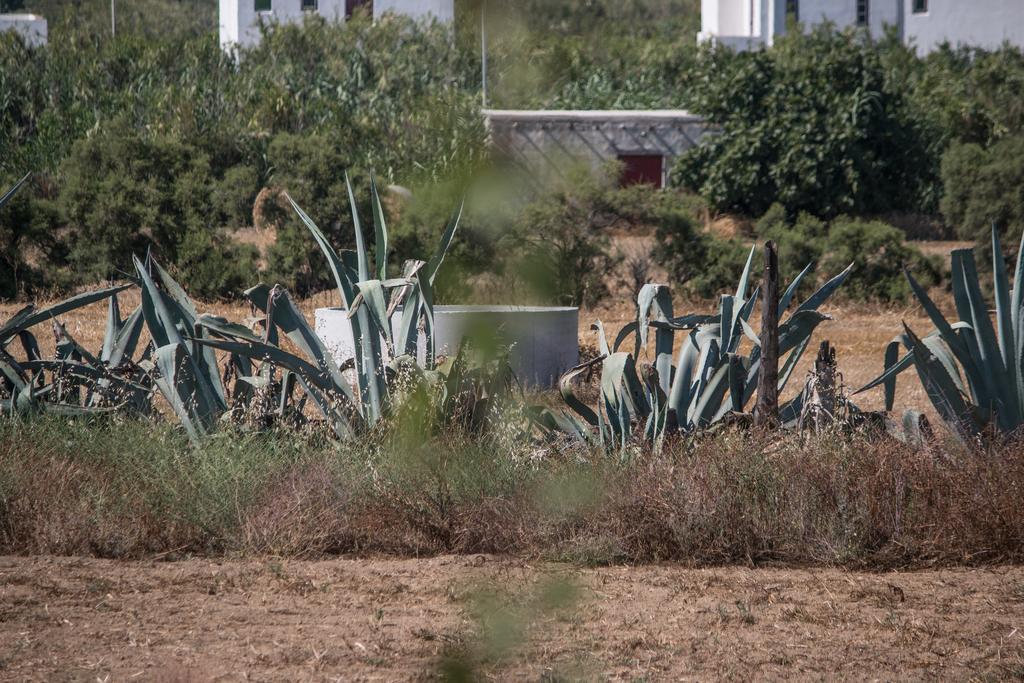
[0,13,47,47]
[220,0,454,50]
[699,0,1024,53]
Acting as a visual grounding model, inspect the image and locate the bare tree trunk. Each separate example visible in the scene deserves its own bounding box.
[755,240,779,428]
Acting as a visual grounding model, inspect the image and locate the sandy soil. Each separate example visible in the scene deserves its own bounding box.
[2,555,1023,681]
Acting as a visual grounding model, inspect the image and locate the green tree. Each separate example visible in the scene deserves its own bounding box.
[673,27,936,218]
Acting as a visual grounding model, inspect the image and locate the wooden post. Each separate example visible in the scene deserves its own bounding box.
[755,240,779,427]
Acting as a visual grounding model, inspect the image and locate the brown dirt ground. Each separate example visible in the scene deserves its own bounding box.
[2,556,1023,681]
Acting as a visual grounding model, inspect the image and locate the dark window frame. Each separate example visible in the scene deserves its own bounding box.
[254,0,271,11]
[301,0,317,10]
[856,0,869,26]
[912,0,927,14]
[786,0,799,21]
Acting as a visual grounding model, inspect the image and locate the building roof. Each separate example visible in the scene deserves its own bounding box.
[0,13,46,20]
[483,109,703,123]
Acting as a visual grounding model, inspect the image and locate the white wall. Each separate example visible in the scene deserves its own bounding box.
[374,0,454,23]
[903,0,1024,54]
[0,13,47,47]
[222,0,452,51]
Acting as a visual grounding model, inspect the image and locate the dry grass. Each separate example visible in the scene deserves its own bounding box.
[3,418,1023,568]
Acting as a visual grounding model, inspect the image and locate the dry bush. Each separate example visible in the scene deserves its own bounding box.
[237,462,352,558]
[3,418,1024,567]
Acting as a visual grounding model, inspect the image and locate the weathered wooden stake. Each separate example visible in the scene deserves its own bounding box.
[755,240,779,427]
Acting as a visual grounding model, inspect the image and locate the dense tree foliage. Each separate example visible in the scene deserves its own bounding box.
[2,0,1024,302]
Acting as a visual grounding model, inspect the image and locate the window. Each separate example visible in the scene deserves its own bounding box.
[786,0,798,21]
[345,0,371,18]
[618,155,664,189]
[301,0,316,9]
[856,0,869,26]
[912,0,927,13]
[254,0,271,11]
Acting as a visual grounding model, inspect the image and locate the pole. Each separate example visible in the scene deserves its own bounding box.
[755,240,779,427]
[110,0,116,37]
[480,0,487,109]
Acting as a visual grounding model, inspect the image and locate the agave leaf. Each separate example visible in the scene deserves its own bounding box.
[346,173,372,282]
[101,296,124,362]
[902,322,981,437]
[134,254,185,348]
[196,314,262,343]
[636,284,674,392]
[152,343,221,444]
[690,360,731,428]
[903,267,982,401]
[735,244,756,302]
[370,176,389,281]
[395,268,425,357]
[0,172,29,210]
[601,352,649,437]
[287,195,358,307]
[779,261,813,317]
[194,337,358,408]
[20,360,151,394]
[796,262,853,314]
[612,321,637,353]
[425,200,463,286]
[591,321,611,357]
[991,226,1021,423]
[648,314,716,330]
[350,279,396,350]
[0,284,131,345]
[559,356,605,427]
[667,330,700,429]
[951,248,1011,429]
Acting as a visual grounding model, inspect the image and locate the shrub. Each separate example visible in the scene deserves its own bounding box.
[940,135,1024,243]
[58,121,216,284]
[214,164,262,229]
[822,218,941,302]
[0,173,66,299]
[263,133,368,295]
[173,227,260,301]
[673,27,936,218]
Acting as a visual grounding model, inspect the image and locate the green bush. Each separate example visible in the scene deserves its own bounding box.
[505,165,621,307]
[263,133,367,295]
[0,173,66,299]
[673,27,936,218]
[173,227,260,301]
[214,164,262,229]
[940,135,1024,243]
[755,205,942,303]
[821,219,941,302]
[59,122,216,283]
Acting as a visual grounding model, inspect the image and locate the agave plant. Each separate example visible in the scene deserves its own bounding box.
[192,174,502,439]
[537,247,852,449]
[856,227,1024,438]
[1,171,509,443]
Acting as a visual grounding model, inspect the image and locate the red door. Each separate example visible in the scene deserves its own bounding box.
[618,154,664,188]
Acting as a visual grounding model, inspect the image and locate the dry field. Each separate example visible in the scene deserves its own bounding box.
[2,242,1007,681]
[2,555,1023,681]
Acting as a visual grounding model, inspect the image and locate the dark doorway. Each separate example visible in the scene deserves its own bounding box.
[618,154,664,188]
[346,0,372,18]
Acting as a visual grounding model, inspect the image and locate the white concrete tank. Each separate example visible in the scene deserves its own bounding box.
[314,305,579,388]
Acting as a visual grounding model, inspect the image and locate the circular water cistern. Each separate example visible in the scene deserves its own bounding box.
[314,305,579,389]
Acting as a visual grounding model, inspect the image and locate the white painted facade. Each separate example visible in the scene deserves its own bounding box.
[903,0,1024,54]
[219,0,454,50]
[699,0,1024,53]
[0,13,47,47]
